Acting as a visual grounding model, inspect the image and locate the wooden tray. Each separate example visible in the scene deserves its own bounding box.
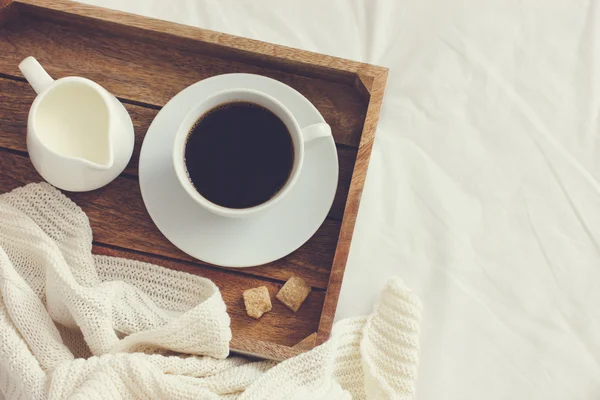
[0,0,387,360]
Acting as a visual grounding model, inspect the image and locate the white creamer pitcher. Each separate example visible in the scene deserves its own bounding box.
[19,56,134,192]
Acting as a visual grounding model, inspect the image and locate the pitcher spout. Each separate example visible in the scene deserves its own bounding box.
[80,153,114,171]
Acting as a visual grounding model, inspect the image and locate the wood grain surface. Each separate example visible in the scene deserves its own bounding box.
[0,0,388,359]
[293,332,317,351]
[0,16,367,148]
[0,0,15,27]
[15,0,385,89]
[316,71,388,344]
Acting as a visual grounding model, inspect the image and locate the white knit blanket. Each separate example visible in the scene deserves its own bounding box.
[0,183,422,399]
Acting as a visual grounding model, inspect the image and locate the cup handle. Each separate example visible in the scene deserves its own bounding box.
[19,56,54,95]
[301,123,331,143]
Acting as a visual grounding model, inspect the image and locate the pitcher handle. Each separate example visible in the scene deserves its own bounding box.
[19,56,54,94]
[301,123,331,143]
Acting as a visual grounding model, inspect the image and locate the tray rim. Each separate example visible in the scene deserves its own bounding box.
[0,0,388,360]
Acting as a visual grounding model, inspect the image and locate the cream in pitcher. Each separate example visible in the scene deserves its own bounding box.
[19,56,134,192]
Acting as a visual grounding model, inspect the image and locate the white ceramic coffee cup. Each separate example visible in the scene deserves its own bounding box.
[172,88,331,218]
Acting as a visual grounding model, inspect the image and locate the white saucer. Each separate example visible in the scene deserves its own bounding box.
[139,74,339,267]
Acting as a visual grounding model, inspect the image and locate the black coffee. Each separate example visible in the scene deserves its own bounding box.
[184,101,294,209]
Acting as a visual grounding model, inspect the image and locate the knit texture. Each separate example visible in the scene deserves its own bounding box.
[0,183,422,399]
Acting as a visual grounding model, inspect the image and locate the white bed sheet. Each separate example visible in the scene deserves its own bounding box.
[76,0,600,398]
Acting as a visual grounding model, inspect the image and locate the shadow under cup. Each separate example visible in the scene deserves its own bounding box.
[172,89,305,219]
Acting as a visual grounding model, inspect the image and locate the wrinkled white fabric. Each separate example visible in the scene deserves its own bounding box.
[0,183,422,399]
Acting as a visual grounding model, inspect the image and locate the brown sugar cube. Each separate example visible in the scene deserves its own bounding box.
[276,277,311,312]
[243,286,272,319]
